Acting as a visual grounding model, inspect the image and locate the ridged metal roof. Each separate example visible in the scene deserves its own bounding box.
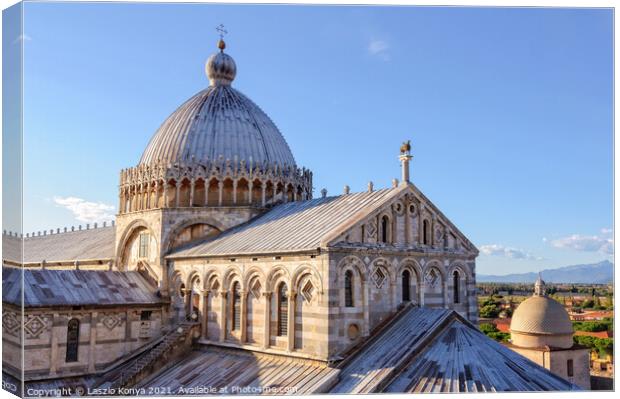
[384,310,578,392]
[510,296,574,335]
[331,306,578,393]
[139,85,297,168]
[137,347,338,394]
[169,187,402,258]
[2,226,115,264]
[2,267,161,307]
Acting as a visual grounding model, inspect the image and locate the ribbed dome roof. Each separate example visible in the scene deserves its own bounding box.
[140,40,296,168]
[510,296,573,336]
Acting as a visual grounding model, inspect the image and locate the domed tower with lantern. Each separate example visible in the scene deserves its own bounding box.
[508,274,591,388]
[114,35,312,296]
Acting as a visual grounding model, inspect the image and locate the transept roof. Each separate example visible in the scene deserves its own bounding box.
[2,267,161,307]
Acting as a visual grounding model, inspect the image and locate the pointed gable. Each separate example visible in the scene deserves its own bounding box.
[322,183,478,256]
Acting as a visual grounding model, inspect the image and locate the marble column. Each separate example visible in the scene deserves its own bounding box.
[287,290,296,351]
[262,292,272,349]
[219,291,227,342]
[189,179,196,207]
[420,280,426,306]
[175,182,181,208]
[232,180,238,205]
[88,312,98,372]
[127,187,133,212]
[200,290,209,339]
[418,208,424,245]
[218,181,224,206]
[49,313,59,375]
[154,181,160,209]
[204,181,209,206]
[362,281,370,336]
[163,182,169,208]
[240,291,248,343]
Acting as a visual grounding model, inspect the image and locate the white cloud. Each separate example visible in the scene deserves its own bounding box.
[13,34,32,44]
[479,244,544,261]
[550,228,613,255]
[368,39,390,61]
[53,196,115,224]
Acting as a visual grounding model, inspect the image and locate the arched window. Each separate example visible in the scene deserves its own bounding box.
[138,232,150,258]
[423,220,430,245]
[380,216,389,243]
[344,270,354,307]
[453,271,460,304]
[66,319,80,362]
[231,282,241,331]
[402,270,411,302]
[277,283,288,336]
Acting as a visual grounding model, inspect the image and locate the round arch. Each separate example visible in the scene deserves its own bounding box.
[423,260,446,280]
[206,271,222,291]
[222,266,244,291]
[266,265,291,293]
[162,216,226,254]
[115,219,160,271]
[336,256,367,283]
[398,258,423,282]
[448,261,473,281]
[291,264,323,295]
[243,267,267,292]
[187,270,204,292]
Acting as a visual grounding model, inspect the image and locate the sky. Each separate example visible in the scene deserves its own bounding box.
[3,2,613,275]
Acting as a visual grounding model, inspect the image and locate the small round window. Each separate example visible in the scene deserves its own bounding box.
[347,323,360,340]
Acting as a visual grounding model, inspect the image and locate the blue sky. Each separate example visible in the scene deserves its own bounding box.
[6,2,613,275]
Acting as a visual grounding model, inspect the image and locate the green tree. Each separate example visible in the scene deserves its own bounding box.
[582,299,595,309]
[479,323,498,334]
[479,304,500,319]
[573,336,614,357]
[488,332,510,342]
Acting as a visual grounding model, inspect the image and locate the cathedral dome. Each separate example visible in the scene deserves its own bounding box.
[510,276,573,349]
[119,38,312,215]
[139,39,296,168]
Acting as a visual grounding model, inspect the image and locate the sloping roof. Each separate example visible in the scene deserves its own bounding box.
[575,330,612,339]
[330,307,450,393]
[169,187,403,258]
[384,316,579,392]
[2,227,115,264]
[330,307,579,393]
[2,267,161,307]
[136,347,338,394]
[2,234,21,263]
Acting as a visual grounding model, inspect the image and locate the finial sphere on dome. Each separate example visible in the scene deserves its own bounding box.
[206,45,237,86]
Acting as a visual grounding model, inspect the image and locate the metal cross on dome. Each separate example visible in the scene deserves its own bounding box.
[216,24,228,39]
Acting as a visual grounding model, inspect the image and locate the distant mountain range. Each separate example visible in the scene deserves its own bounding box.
[477,260,613,284]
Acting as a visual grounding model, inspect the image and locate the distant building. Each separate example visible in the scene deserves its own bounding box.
[570,310,614,321]
[508,275,591,389]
